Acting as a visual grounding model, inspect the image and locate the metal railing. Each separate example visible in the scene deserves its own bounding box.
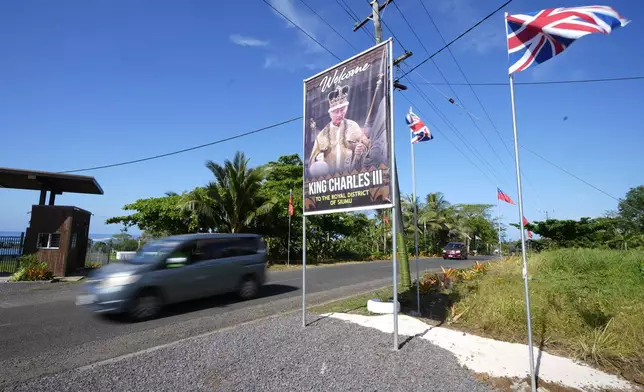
[0,233,25,274]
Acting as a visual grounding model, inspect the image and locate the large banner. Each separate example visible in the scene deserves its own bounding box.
[303,41,393,216]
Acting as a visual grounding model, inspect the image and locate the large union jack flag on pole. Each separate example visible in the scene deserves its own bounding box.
[406,108,433,144]
[506,5,629,74]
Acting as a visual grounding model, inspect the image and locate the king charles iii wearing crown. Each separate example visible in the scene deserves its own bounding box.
[308,85,371,176]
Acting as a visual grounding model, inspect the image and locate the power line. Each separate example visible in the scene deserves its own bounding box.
[338,0,360,20]
[60,117,302,174]
[391,3,513,185]
[261,0,341,61]
[298,0,359,52]
[281,0,642,214]
[293,0,506,188]
[514,141,644,215]
[416,75,644,86]
[334,0,374,42]
[399,92,497,187]
[397,0,514,80]
[404,75,508,186]
[415,0,545,210]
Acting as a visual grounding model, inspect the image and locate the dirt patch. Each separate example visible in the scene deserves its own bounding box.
[475,374,586,392]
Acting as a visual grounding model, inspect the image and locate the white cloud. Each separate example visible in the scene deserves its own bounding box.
[432,0,506,54]
[230,34,269,47]
[267,0,332,61]
[263,55,280,69]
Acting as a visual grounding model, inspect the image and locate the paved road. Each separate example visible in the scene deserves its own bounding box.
[0,256,489,388]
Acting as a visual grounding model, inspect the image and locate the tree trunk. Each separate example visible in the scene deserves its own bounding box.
[394,161,411,290]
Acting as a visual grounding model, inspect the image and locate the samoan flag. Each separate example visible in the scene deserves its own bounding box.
[523,216,534,239]
[406,108,433,144]
[506,6,629,74]
[497,187,515,205]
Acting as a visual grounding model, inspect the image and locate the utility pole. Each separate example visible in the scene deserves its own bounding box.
[354,0,414,292]
[538,209,554,220]
[353,0,416,350]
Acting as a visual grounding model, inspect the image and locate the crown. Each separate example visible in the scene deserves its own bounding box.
[327,85,350,111]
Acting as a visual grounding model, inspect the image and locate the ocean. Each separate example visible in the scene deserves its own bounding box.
[0,231,138,241]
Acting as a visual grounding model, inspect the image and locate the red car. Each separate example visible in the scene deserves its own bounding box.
[442,242,468,260]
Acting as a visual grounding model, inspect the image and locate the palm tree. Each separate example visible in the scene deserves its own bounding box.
[419,192,452,253]
[179,151,272,233]
[425,192,450,215]
[375,209,389,253]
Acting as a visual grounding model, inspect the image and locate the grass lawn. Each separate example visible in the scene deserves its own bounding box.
[311,249,644,384]
[311,286,393,315]
[267,259,374,271]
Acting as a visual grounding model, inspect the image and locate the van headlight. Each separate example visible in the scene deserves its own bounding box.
[98,274,140,289]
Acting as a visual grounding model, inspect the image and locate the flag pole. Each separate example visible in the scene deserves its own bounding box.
[497,189,503,259]
[506,12,537,390]
[388,39,399,350]
[287,189,292,266]
[410,120,420,316]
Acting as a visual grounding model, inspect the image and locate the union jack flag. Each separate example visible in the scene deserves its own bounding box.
[406,108,433,144]
[506,6,629,74]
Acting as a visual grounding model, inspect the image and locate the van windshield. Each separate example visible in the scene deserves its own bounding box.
[127,240,182,264]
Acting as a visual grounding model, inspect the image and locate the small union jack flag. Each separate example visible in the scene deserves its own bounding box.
[406,108,433,144]
[506,6,629,74]
[497,187,515,205]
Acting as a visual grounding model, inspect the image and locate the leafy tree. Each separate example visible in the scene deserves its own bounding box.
[618,186,644,231]
[180,151,272,233]
[255,155,303,260]
[106,194,201,236]
[110,233,139,251]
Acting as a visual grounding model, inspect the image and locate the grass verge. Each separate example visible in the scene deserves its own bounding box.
[311,286,392,315]
[267,259,374,271]
[311,249,644,385]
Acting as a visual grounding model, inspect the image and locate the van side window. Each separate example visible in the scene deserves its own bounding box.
[220,238,257,258]
[193,239,225,261]
[189,237,259,260]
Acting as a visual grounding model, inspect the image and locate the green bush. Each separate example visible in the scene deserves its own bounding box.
[450,248,644,381]
[8,254,54,282]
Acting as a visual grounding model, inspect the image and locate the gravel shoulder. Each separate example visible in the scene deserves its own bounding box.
[4,313,494,392]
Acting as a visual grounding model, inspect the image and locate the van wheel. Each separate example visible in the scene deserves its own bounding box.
[238,276,259,300]
[129,288,163,322]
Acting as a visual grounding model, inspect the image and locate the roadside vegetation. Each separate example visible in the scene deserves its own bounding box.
[313,249,644,384]
[8,254,54,282]
[104,151,501,268]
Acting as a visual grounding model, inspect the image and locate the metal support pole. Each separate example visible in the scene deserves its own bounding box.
[411,141,420,315]
[387,39,398,350]
[509,71,537,392]
[302,215,307,327]
[48,191,56,206]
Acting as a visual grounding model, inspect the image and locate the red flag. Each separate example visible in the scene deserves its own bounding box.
[522,216,529,226]
[497,187,515,205]
[288,189,294,217]
[528,230,534,239]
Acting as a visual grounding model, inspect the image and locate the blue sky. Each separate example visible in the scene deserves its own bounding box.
[1,0,642,239]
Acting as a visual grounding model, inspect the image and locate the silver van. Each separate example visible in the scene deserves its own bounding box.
[76,233,266,321]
